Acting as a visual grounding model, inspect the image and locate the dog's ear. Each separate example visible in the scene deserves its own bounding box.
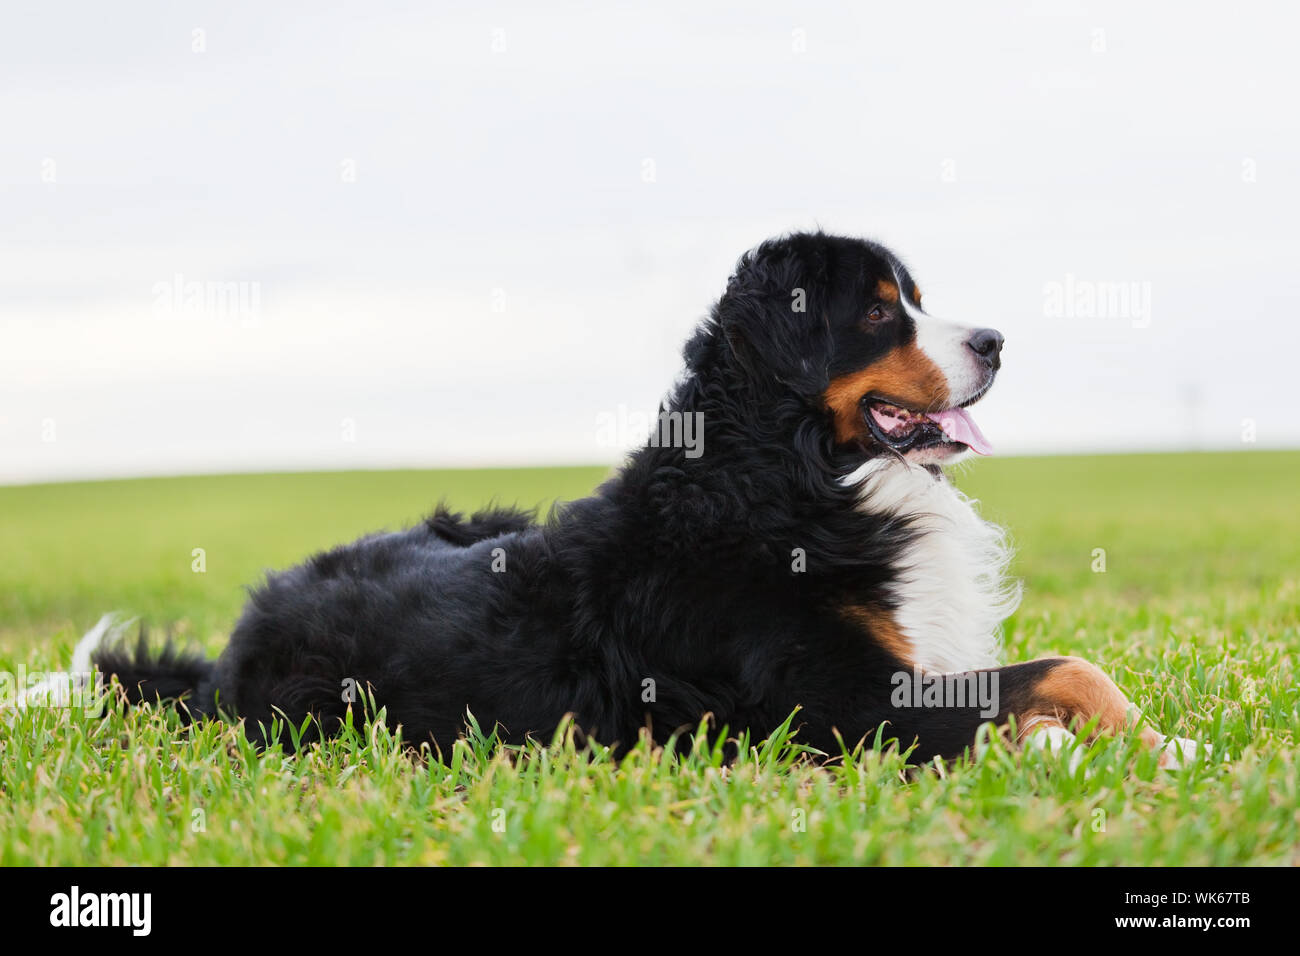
[716,237,832,397]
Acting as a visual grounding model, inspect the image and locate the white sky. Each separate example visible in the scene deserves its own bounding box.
[3,1,1299,484]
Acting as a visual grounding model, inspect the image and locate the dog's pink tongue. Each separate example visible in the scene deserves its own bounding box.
[927,407,993,456]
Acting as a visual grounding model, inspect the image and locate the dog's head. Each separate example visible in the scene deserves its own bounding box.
[715,232,1003,466]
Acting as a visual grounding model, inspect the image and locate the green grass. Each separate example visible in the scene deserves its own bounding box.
[2,453,1297,865]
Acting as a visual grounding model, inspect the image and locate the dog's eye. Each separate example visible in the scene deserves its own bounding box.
[866,305,887,323]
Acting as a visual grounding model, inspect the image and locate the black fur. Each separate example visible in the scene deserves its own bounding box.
[95,231,1010,760]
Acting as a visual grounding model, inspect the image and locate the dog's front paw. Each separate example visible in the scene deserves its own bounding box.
[1022,720,1086,775]
[1154,734,1208,770]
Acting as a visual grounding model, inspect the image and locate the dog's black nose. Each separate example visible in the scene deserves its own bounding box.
[967,328,1004,369]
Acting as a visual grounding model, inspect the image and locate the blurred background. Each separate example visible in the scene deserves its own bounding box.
[4,0,1298,484]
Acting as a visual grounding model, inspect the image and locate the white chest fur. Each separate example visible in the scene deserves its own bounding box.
[849,459,1021,673]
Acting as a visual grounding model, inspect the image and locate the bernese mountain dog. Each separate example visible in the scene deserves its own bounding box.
[92,231,1199,766]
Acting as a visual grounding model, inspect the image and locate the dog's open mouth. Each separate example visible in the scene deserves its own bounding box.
[863,399,993,457]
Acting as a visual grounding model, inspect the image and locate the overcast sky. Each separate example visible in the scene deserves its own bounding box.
[4,1,1298,484]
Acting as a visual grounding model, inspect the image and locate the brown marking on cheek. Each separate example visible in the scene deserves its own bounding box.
[840,604,913,667]
[911,286,922,306]
[1016,656,1158,746]
[875,279,900,303]
[822,343,951,444]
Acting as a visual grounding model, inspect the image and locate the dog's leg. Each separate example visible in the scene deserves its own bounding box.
[999,656,1203,768]
[880,656,1203,767]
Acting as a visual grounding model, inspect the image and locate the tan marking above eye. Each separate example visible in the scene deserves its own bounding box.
[875,279,900,304]
[822,343,951,444]
[911,286,922,306]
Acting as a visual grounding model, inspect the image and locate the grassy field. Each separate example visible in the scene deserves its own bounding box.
[1,452,1297,865]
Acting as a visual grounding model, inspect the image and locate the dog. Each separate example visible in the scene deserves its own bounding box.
[91,231,1199,766]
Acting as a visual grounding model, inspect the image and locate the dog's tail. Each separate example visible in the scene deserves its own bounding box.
[85,614,216,719]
